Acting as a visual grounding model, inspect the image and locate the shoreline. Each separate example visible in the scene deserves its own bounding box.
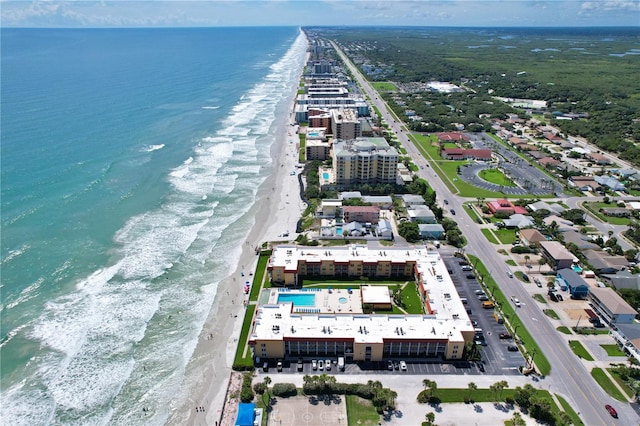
[168,57,307,425]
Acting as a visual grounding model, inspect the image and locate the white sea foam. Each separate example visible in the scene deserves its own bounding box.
[201,106,219,110]
[5,277,43,311]
[142,144,165,152]
[2,243,30,264]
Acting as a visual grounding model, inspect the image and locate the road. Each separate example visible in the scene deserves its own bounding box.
[331,40,638,425]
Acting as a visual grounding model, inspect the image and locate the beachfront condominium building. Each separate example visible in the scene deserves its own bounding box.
[331,109,361,140]
[251,245,474,361]
[333,137,399,189]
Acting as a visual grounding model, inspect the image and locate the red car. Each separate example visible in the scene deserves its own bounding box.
[605,404,618,418]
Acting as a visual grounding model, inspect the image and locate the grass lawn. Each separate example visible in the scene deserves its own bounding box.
[569,340,594,361]
[481,229,499,244]
[468,255,550,376]
[601,344,626,357]
[233,304,257,368]
[543,309,560,320]
[400,282,425,314]
[506,259,517,266]
[346,395,379,426]
[591,368,628,401]
[464,204,481,222]
[607,368,636,399]
[556,394,585,426]
[371,81,397,92]
[478,168,517,187]
[493,229,519,244]
[583,202,632,226]
[533,294,547,304]
[557,326,573,335]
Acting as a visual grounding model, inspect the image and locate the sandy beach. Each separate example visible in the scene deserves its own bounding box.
[168,96,306,426]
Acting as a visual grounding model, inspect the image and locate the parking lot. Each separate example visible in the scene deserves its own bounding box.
[261,251,524,377]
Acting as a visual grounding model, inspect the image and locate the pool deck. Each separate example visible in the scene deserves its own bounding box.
[267,288,363,314]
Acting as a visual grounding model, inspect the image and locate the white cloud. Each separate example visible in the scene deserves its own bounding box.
[581,0,640,13]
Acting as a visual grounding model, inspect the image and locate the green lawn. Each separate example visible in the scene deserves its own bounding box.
[556,394,585,426]
[478,169,517,187]
[591,368,628,401]
[543,309,560,320]
[481,229,499,244]
[557,326,573,335]
[601,344,626,357]
[607,368,636,399]
[468,255,550,376]
[569,340,594,361]
[464,204,481,222]
[493,229,519,244]
[583,202,632,225]
[400,282,425,314]
[505,259,517,266]
[371,81,398,92]
[233,304,257,368]
[533,294,547,304]
[346,395,380,426]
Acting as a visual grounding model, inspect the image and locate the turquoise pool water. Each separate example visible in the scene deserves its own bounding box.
[336,227,343,236]
[308,132,320,137]
[572,264,583,273]
[322,172,329,180]
[277,293,316,306]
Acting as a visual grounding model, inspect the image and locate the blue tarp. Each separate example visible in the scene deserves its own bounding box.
[235,403,255,426]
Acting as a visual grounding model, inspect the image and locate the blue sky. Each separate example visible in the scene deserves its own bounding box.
[1,1,639,28]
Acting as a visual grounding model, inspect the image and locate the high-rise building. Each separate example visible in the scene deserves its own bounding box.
[333,137,398,189]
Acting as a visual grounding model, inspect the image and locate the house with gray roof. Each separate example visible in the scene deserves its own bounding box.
[556,268,590,299]
[595,175,625,192]
[418,224,445,240]
[583,249,628,274]
[602,271,640,291]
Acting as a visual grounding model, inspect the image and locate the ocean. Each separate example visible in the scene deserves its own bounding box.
[1,27,307,425]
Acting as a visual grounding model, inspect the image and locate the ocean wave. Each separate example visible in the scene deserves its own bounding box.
[5,277,43,311]
[142,144,165,152]
[201,106,219,110]
[2,243,30,264]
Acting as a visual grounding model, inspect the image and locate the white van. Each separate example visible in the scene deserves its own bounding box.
[337,356,345,371]
[506,270,514,278]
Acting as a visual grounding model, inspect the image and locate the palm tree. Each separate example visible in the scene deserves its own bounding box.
[467,382,477,402]
[538,257,546,272]
[498,380,509,400]
[524,255,530,267]
[263,376,272,406]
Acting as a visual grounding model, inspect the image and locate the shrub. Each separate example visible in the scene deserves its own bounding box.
[272,383,297,397]
[240,372,254,403]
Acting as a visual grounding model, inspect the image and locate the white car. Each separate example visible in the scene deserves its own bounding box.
[399,360,407,371]
[318,359,324,370]
[311,359,318,370]
[325,359,331,371]
[512,296,521,307]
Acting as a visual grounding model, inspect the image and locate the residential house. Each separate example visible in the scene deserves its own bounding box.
[519,228,547,246]
[556,268,590,299]
[543,215,575,232]
[418,224,445,240]
[602,271,640,291]
[583,249,628,274]
[343,205,380,224]
[527,201,566,215]
[599,207,630,217]
[562,230,600,251]
[319,199,342,218]
[401,194,426,206]
[441,148,492,161]
[539,241,578,270]
[595,175,625,192]
[539,157,560,168]
[587,153,611,165]
[502,214,535,229]
[487,199,528,216]
[569,176,601,192]
[377,220,393,238]
[407,206,437,223]
[589,287,638,324]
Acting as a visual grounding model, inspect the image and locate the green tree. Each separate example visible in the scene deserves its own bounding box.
[425,411,436,425]
[398,221,421,242]
[511,412,526,426]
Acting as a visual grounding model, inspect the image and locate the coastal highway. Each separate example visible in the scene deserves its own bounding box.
[331,40,639,425]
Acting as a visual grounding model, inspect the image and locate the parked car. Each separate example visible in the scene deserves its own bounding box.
[466,274,476,279]
[478,295,489,301]
[499,332,512,339]
[478,362,485,372]
[474,290,485,295]
[325,359,331,371]
[297,358,303,371]
[522,273,530,282]
[534,278,542,288]
[399,360,407,371]
[507,345,519,352]
[387,360,394,371]
[461,265,473,271]
[475,340,488,346]
[318,360,324,370]
[263,361,269,372]
[605,404,618,418]
[311,359,318,370]
[277,360,283,372]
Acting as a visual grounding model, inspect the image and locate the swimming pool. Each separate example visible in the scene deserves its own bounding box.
[277,293,316,306]
[308,132,320,137]
[322,172,329,180]
[336,227,343,236]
